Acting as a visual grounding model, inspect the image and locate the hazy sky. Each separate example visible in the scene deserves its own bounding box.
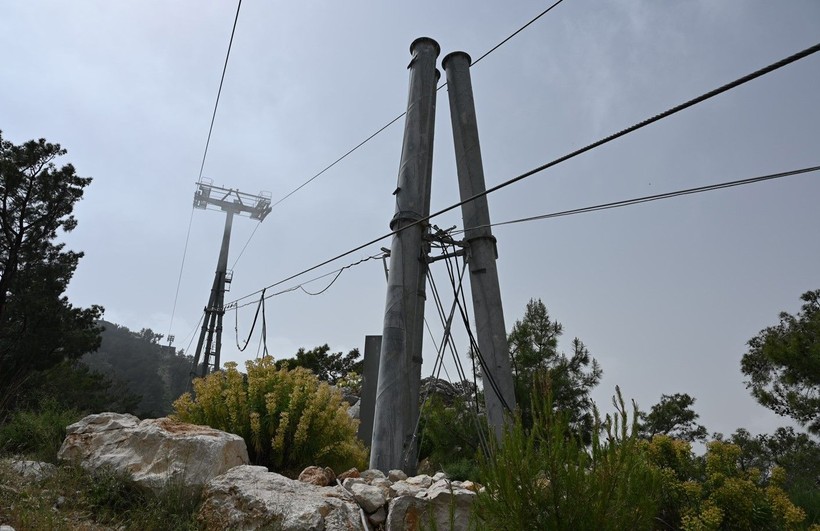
[2,1,818,440]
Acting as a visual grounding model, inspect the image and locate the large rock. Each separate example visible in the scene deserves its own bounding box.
[419,480,477,531]
[386,480,477,531]
[198,465,365,531]
[57,412,248,492]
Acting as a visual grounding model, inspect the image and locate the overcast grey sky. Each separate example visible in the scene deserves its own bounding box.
[2,1,818,440]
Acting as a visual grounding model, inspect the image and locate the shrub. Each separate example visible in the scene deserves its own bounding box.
[0,400,82,462]
[646,437,810,530]
[473,387,662,530]
[418,394,486,481]
[172,358,367,476]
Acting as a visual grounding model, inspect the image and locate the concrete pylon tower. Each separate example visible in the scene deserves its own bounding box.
[370,37,440,473]
[443,51,516,440]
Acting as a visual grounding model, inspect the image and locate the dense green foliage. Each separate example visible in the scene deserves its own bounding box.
[83,321,193,417]
[728,426,820,526]
[418,393,485,481]
[274,344,363,385]
[474,388,662,530]
[0,131,102,413]
[0,401,83,462]
[742,289,820,434]
[507,298,602,435]
[640,393,708,442]
[646,436,809,530]
[13,359,140,415]
[173,358,367,476]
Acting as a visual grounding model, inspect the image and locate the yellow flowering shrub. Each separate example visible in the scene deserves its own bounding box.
[172,359,367,476]
[646,437,808,530]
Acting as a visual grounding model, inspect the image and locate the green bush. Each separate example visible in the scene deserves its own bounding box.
[788,478,820,529]
[172,358,367,476]
[473,387,661,530]
[0,400,82,462]
[418,394,485,481]
[645,436,811,530]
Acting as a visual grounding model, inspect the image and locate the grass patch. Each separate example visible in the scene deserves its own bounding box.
[0,401,83,463]
[0,459,201,530]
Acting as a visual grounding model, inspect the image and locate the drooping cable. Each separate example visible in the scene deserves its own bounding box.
[227,252,385,310]
[260,291,269,358]
[299,269,345,296]
[235,289,265,352]
[223,43,820,310]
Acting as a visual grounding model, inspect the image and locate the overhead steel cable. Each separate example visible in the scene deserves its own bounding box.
[269,114,406,210]
[470,0,565,67]
[167,206,196,343]
[168,0,243,344]
[267,0,567,211]
[228,2,570,271]
[198,0,243,182]
[449,165,820,233]
[222,42,820,310]
[457,42,820,219]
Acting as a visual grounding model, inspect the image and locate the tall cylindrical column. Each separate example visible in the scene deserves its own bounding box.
[443,51,516,441]
[370,37,440,473]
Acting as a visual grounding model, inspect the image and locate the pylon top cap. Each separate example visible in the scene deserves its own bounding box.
[442,51,472,70]
[410,37,441,58]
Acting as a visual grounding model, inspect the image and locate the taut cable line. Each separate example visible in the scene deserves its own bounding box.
[450,165,820,234]
[223,43,820,311]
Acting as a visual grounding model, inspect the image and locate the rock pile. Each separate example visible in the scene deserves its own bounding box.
[55,413,481,530]
[198,465,480,531]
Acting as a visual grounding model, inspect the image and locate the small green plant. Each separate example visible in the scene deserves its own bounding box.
[84,465,145,521]
[473,386,661,530]
[0,400,82,462]
[173,358,368,476]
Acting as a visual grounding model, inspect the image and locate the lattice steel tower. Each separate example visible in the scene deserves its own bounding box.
[190,180,271,377]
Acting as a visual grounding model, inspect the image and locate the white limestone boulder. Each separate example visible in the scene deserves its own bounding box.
[57,412,248,492]
[386,479,477,531]
[198,465,365,531]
